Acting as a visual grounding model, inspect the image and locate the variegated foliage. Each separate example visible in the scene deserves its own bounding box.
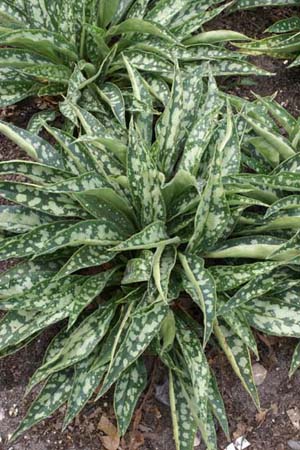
[0,65,300,450]
[0,0,275,110]
[236,15,300,68]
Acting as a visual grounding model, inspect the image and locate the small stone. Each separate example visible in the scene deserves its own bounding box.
[252,363,267,386]
[8,404,18,417]
[287,408,300,430]
[194,431,201,447]
[288,440,300,450]
[0,407,5,421]
[155,379,170,406]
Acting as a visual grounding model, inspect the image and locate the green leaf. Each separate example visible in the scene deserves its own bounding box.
[209,261,281,291]
[98,0,119,27]
[0,79,39,107]
[20,64,71,83]
[107,18,176,43]
[0,160,72,184]
[219,268,283,315]
[44,171,112,193]
[179,75,222,175]
[54,245,117,280]
[63,352,107,428]
[222,309,258,358]
[169,370,197,450]
[176,316,210,424]
[74,190,136,234]
[289,342,300,377]
[12,370,74,441]
[214,321,259,408]
[0,300,72,352]
[184,30,250,45]
[0,29,77,63]
[29,304,116,386]
[206,235,285,259]
[0,260,59,299]
[98,82,126,127]
[160,310,176,352]
[127,121,166,227]
[0,205,54,233]
[109,221,179,252]
[44,125,95,174]
[179,254,217,346]
[68,269,118,329]
[188,110,231,253]
[0,1,27,25]
[266,17,300,34]
[0,48,51,68]
[0,275,82,311]
[98,296,169,397]
[114,358,147,436]
[146,0,193,27]
[0,120,65,169]
[208,372,229,439]
[253,94,297,137]
[233,0,300,10]
[185,59,273,77]
[242,114,295,160]
[122,250,153,284]
[0,181,87,217]
[27,110,56,134]
[144,74,170,106]
[153,245,177,302]
[111,0,135,24]
[123,57,153,145]
[119,48,173,75]
[156,62,183,178]
[34,219,127,256]
[127,0,150,18]
[243,297,300,338]
[0,221,75,261]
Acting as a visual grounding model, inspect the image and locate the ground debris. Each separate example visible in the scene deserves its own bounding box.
[287,408,300,430]
[288,440,300,450]
[98,415,120,450]
[252,363,267,386]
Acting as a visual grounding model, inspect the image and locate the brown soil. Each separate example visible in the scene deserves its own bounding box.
[1,6,300,450]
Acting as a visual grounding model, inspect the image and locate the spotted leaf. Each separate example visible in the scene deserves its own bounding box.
[122,250,153,284]
[12,370,74,441]
[109,221,179,252]
[214,321,259,408]
[156,62,183,178]
[179,253,217,346]
[63,352,107,428]
[0,120,65,169]
[54,245,117,280]
[114,358,147,436]
[290,342,300,377]
[243,297,300,338]
[98,296,169,398]
[28,304,116,387]
[175,316,210,424]
[127,121,166,227]
[169,370,197,450]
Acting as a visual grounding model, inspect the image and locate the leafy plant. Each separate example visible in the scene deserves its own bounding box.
[1,61,300,449]
[236,16,300,68]
[0,0,274,110]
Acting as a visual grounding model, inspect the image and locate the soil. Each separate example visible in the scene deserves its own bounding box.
[1,5,300,450]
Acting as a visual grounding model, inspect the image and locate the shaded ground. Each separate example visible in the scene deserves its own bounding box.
[1,5,300,450]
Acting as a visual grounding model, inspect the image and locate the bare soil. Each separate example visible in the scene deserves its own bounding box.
[1,6,300,450]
